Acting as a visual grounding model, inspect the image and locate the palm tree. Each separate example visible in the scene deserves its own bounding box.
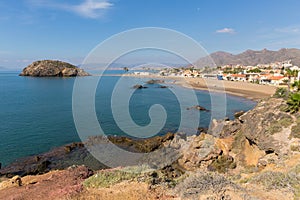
[123,67,129,72]
[286,92,300,113]
[285,69,298,92]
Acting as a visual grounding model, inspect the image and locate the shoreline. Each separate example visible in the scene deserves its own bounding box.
[99,74,277,101]
[0,74,275,173]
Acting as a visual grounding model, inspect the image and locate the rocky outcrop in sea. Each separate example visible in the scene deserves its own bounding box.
[19,60,90,77]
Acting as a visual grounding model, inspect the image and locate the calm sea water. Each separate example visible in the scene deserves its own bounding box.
[0,71,256,166]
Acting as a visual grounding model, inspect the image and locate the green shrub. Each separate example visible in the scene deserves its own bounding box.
[286,92,300,113]
[273,88,288,99]
[207,155,236,173]
[83,170,141,188]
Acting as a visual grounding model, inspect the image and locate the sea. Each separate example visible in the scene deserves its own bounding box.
[0,70,256,167]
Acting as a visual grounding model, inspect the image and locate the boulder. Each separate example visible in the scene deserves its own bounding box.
[208,118,242,138]
[234,110,245,119]
[0,175,22,189]
[240,98,293,155]
[178,133,220,171]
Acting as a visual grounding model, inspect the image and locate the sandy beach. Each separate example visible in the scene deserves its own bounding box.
[176,77,277,101]
[105,74,277,101]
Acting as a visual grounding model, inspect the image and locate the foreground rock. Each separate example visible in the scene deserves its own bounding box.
[0,165,93,200]
[0,142,105,177]
[19,60,90,77]
[0,134,174,177]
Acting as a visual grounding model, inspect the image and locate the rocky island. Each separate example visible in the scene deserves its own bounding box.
[19,60,90,77]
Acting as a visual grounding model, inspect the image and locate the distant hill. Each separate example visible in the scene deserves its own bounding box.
[195,48,300,67]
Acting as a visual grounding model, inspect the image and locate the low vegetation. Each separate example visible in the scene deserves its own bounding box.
[83,165,182,189]
[266,116,294,135]
[175,171,239,199]
[291,124,300,139]
[207,155,236,173]
[250,164,300,198]
[267,123,283,135]
[83,169,142,188]
[278,117,294,127]
[273,87,289,99]
[83,165,153,188]
[274,87,300,115]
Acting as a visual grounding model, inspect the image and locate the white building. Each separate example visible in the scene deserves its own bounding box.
[133,71,150,76]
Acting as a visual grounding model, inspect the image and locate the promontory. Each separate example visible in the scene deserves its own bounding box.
[19,60,90,77]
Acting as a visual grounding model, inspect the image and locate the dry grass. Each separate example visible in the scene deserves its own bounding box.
[250,164,300,198]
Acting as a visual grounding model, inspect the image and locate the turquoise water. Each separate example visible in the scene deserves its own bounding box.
[0,71,256,166]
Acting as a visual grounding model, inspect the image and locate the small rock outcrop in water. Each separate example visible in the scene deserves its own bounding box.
[145,79,165,84]
[159,85,168,88]
[187,105,210,112]
[19,60,90,77]
[133,84,148,89]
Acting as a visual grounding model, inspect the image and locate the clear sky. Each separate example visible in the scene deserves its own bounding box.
[1,0,300,68]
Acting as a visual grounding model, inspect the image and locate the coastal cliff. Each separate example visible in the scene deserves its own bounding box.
[19,60,90,77]
[0,97,299,199]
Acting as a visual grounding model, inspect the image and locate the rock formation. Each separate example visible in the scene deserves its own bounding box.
[19,60,90,77]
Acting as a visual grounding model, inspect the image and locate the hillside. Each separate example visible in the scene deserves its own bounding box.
[195,48,300,67]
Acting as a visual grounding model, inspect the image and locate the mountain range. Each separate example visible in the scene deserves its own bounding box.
[195,48,300,67]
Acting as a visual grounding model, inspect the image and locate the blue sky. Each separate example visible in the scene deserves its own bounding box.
[1,0,300,68]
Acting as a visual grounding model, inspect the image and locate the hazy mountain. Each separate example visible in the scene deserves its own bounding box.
[195,48,300,67]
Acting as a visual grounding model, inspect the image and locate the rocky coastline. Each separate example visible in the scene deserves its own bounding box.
[0,133,175,177]
[0,96,299,199]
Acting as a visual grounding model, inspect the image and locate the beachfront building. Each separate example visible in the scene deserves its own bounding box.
[226,74,247,82]
[133,71,150,76]
[259,75,287,85]
[269,76,288,85]
[245,73,260,83]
